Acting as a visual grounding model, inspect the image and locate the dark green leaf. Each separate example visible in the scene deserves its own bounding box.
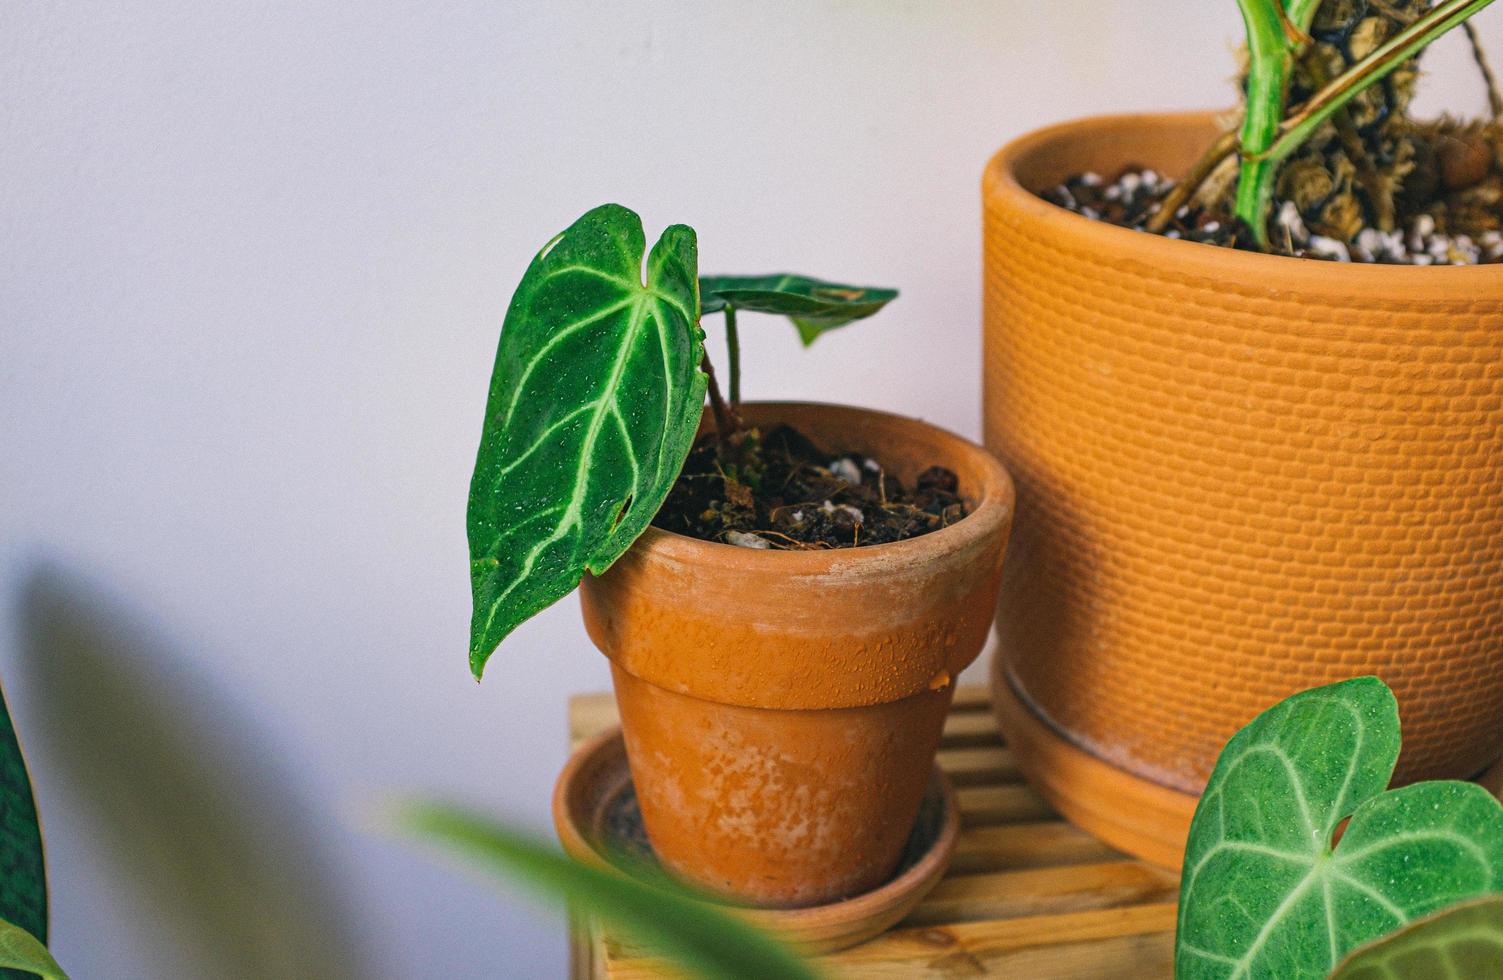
[0,675,46,980]
[467,204,706,677]
[0,919,66,980]
[1331,894,1503,979]
[1176,677,1503,979]
[397,802,820,980]
[698,275,897,345]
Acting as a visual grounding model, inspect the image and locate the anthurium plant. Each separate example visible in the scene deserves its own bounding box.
[465,204,896,676]
[1175,676,1503,979]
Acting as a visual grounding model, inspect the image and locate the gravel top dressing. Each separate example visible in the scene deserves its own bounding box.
[653,424,969,550]
[1044,158,1503,265]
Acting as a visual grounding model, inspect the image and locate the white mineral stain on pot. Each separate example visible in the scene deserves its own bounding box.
[695,732,847,853]
[647,749,687,815]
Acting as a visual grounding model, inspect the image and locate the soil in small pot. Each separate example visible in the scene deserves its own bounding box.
[652,424,969,550]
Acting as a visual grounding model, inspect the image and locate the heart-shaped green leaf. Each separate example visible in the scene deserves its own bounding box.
[0,676,47,980]
[0,919,66,980]
[398,802,819,980]
[1176,676,1503,979]
[1331,894,1503,979]
[698,275,897,345]
[466,204,706,677]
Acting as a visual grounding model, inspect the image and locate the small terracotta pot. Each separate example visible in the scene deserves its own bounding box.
[982,111,1503,868]
[580,402,1014,907]
[552,727,960,953]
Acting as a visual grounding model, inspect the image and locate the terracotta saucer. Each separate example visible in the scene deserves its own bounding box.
[552,726,959,955]
[990,663,1196,870]
[991,659,1503,872]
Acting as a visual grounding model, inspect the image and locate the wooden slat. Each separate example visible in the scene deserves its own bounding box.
[957,784,1055,826]
[605,905,1178,979]
[935,744,1020,787]
[817,904,1178,977]
[569,910,602,980]
[940,708,1002,749]
[904,861,1179,927]
[950,822,1123,874]
[949,684,991,711]
[568,692,618,747]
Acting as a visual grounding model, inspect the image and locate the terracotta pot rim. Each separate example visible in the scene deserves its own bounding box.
[986,108,1503,290]
[629,400,1014,575]
[584,399,1015,709]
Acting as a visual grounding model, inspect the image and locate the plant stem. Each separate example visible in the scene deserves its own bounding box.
[1273,0,1313,46]
[1145,125,1241,234]
[700,353,740,447]
[724,305,741,407]
[1254,0,1498,169]
[1233,0,1324,246]
[1463,21,1503,119]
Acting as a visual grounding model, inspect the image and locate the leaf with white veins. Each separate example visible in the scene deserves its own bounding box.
[466,204,706,677]
[1176,677,1503,980]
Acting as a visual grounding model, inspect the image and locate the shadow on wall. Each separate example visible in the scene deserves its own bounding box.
[13,563,364,980]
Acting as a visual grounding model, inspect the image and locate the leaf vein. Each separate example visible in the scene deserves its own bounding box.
[1337,830,1492,871]
[1330,868,1409,923]
[494,402,600,482]
[1230,866,1321,978]
[543,265,637,290]
[500,296,635,430]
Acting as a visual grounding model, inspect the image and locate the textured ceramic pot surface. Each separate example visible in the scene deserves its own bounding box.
[983,111,1503,805]
[580,402,1014,907]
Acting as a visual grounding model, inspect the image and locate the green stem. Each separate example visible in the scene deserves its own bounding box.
[1233,0,1324,246]
[724,304,741,407]
[1256,0,1498,168]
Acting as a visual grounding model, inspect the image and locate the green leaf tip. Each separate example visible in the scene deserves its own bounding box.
[466,204,708,678]
[699,274,898,346]
[396,801,820,980]
[1175,675,1503,979]
[0,918,67,980]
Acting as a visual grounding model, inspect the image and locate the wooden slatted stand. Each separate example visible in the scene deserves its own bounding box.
[567,685,1179,978]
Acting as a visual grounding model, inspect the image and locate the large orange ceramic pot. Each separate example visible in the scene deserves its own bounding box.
[579,402,1014,907]
[983,110,1503,868]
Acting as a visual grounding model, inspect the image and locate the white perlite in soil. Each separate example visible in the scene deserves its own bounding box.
[1046,169,1503,266]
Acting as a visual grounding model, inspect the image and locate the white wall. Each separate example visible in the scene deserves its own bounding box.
[5,2,1500,976]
